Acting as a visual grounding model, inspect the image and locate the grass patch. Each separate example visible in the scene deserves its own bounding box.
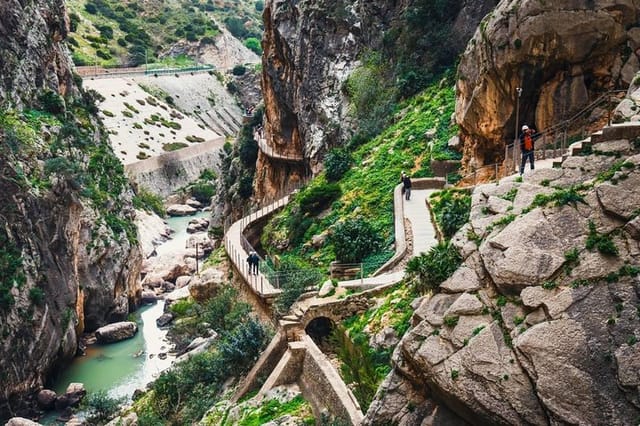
[163,142,188,151]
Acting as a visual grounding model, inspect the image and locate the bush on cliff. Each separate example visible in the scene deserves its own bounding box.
[405,241,461,293]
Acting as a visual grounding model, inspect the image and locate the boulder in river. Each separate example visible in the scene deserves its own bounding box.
[156,312,174,327]
[186,217,209,233]
[166,204,197,217]
[36,389,57,410]
[95,322,138,343]
[5,418,42,426]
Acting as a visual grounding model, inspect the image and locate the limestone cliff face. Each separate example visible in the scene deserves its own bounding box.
[258,0,496,200]
[456,0,640,170]
[365,124,640,425]
[0,0,142,417]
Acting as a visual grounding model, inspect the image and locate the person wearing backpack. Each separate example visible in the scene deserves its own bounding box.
[519,124,536,175]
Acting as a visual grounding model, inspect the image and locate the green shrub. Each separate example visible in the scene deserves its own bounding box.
[585,221,618,256]
[298,182,342,214]
[324,148,352,182]
[429,189,471,239]
[83,390,125,423]
[244,37,262,55]
[191,182,215,203]
[271,258,323,315]
[0,231,25,311]
[29,287,45,306]
[405,241,461,293]
[330,325,387,412]
[162,142,188,151]
[39,91,65,114]
[329,217,384,263]
[132,187,165,217]
[232,64,247,76]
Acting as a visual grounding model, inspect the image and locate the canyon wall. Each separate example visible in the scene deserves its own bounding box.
[0,0,142,418]
[257,0,496,200]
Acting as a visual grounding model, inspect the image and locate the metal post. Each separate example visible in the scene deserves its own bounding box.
[514,87,523,173]
[195,243,199,275]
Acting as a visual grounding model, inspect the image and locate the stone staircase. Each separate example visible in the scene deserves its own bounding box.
[553,122,640,168]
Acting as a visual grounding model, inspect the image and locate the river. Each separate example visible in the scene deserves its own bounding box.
[43,211,208,423]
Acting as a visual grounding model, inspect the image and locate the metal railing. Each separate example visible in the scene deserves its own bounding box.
[449,89,626,187]
[254,131,305,162]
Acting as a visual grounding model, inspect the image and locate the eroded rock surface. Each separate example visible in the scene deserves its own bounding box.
[366,126,640,425]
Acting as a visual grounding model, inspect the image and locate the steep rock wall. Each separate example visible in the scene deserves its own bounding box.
[258,0,496,200]
[0,0,142,418]
[456,0,640,170]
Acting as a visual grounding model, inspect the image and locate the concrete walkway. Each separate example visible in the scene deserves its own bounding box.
[404,189,439,256]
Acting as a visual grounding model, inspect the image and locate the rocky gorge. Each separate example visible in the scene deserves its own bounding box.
[0,0,142,417]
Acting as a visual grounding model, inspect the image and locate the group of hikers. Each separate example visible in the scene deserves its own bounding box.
[246,250,260,275]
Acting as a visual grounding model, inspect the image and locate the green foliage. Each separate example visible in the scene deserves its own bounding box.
[235,395,312,426]
[162,142,188,151]
[261,73,457,271]
[585,221,618,256]
[500,188,518,202]
[83,390,125,424]
[132,186,165,217]
[530,187,586,209]
[542,281,557,290]
[0,231,24,312]
[191,182,215,203]
[405,241,461,293]
[39,90,65,114]
[443,315,459,327]
[298,182,342,214]
[144,313,268,423]
[202,286,252,332]
[28,287,45,306]
[232,64,247,76]
[169,299,196,317]
[324,148,352,182]
[330,325,389,412]
[244,37,262,55]
[329,217,384,263]
[450,369,459,380]
[345,52,397,140]
[271,257,323,315]
[429,188,471,239]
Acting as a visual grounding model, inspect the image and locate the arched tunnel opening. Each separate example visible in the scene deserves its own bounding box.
[305,316,335,347]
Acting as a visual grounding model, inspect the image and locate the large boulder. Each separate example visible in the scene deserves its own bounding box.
[95,322,138,343]
[36,389,57,410]
[189,268,225,302]
[166,204,198,217]
[5,418,42,426]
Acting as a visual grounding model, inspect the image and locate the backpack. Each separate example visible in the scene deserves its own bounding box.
[523,133,533,151]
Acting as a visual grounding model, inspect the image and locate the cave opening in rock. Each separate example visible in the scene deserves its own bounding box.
[305,316,334,346]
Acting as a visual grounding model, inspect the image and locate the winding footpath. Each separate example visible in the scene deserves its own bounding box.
[222,135,569,424]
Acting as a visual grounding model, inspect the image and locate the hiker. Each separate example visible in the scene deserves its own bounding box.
[247,251,259,275]
[402,173,412,200]
[519,124,536,175]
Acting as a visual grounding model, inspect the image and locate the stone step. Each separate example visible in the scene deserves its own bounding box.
[591,123,640,144]
[281,315,299,322]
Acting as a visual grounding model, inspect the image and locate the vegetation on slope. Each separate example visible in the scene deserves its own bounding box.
[66,0,264,67]
[134,286,271,425]
[261,73,460,276]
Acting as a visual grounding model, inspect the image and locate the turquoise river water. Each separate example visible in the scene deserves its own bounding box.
[42,211,208,423]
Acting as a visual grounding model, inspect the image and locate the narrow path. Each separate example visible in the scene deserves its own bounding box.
[404,189,439,256]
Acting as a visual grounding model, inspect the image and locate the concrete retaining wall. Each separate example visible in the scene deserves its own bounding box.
[125,136,225,196]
